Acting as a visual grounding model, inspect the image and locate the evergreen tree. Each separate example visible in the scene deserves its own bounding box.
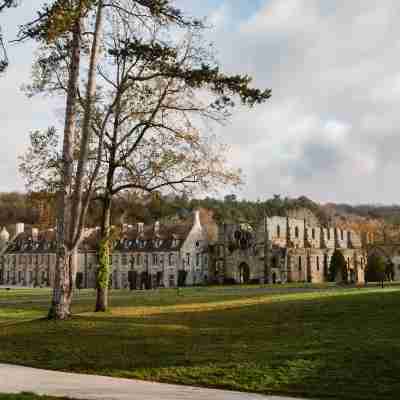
[329,250,347,282]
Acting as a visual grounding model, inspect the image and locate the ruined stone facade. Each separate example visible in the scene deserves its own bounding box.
[210,217,366,284]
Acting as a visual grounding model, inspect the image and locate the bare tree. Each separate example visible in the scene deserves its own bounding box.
[19,0,211,319]
[0,0,18,73]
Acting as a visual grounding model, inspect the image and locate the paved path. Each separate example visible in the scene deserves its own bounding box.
[0,363,306,400]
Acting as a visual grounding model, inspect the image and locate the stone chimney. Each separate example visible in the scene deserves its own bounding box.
[194,210,201,228]
[0,227,10,243]
[32,228,39,241]
[16,223,24,236]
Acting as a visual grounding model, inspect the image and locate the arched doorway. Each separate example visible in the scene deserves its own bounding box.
[238,262,250,284]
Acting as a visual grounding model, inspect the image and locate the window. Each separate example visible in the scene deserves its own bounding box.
[196,253,200,266]
[28,255,32,264]
[316,256,320,271]
[186,253,190,266]
[169,253,174,266]
[277,225,281,238]
[144,254,149,267]
[295,226,299,238]
[312,228,315,240]
[327,229,330,240]
[153,254,158,265]
[160,254,164,266]
[137,253,142,265]
[121,254,128,266]
[341,230,344,240]
[298,256,302,271]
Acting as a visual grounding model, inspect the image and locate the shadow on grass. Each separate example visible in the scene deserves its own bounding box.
[1,288,400,400]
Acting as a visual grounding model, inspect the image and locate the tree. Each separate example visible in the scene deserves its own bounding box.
[20,0,201,319]
[366,254,386,288]
[20,1,271,313]
[329,250,347,283]
[0,0,18,73]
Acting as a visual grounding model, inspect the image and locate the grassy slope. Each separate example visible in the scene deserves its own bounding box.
[0,286,399,400]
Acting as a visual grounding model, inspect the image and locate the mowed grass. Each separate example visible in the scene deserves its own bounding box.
[0,394,75,400]
[0,285,400,400]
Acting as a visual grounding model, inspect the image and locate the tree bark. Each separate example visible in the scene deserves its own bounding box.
[48,249,76,319]
[49,0,104,319]
[48,12,82,320]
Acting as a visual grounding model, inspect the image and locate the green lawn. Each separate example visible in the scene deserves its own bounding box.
[0,285,399,400]
[0,394,74,400]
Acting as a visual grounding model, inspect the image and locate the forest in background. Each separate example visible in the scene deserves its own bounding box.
[2,191,400,238]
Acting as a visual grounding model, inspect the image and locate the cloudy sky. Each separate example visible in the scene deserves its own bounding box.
[1,0,400,204]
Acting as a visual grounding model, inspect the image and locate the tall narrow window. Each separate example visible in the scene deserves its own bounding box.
[312,228,315,239]
[277,225,281,238]
[295,226,299,238]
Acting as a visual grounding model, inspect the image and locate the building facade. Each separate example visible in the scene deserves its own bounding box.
[210,216,366,285]
[0,211,367,288]
[0,210,209,289]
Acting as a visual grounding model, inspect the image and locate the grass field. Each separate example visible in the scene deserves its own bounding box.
[0,285,399,400]
[0,394,72,400]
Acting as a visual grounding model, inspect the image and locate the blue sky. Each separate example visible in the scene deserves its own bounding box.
[2,1,400,204]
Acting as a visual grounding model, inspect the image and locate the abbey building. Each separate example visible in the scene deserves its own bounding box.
[210,216,366,284]
[0,211,367,288]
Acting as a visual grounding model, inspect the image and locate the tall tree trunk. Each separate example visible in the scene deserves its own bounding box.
[95,195,112,312]
[49,0,104,319]
[48,13,82,320]
[48,250,76,319]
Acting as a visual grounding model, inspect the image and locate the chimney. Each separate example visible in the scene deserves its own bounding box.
[194,210,201,228]
[0,227,10,242]
[16,223,24,236]
[122,223,129,234]
[32,228,39,241]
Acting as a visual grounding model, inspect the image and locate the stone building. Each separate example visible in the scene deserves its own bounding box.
[210,216,366,285]
[0,210,209,289]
